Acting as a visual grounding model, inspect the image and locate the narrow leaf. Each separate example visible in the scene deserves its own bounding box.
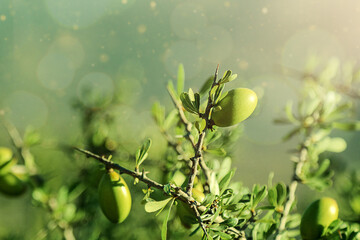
[161,198,175,240]
[136,138,152,167]
[253,185,267,207]
[276,182,287,206]
[194,93,200,112]
[167,80,178,99]
[177,64,185,96]
[219,170,235,195]
[163,109,178,130]
[151,101,165,127]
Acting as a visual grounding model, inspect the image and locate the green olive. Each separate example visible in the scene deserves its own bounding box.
[98,168,132,223]
[300,197,339,240]
[0,147,13,167]
[211,88,258,127]
[177,188,205,228]
[0,166,27,196]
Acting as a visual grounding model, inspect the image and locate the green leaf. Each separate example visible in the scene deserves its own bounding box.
[177,64,185,96]
[135,138,152,167]
[219,170,235,195]
[282,127,301,141]
[23,126,41,147]
[285,101,297,123]
[276,182,287,206]
[205,148,226,156]
[195,119,207,133]
[219,70,237,84]
[252,185,267,208]
[161,198,175,240]
[326,137,347,153]
[213,84,225,104]
[215,231,232,239]
[144,197,173,213]
[171,170,186,186]
[217,157,232,181]
[167,80,178,99]
[194,93,200,112]
[209,173,219,195]
[257,205,275,210]
[180,92,198,114]
[163,109,178,131]
[313,159,331,178]
[223,218,238,227]
[268,187,277,206]
[332,121,360,131]
[152,101,165,127]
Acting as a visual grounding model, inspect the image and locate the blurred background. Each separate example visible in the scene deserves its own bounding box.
[1,0,360,238]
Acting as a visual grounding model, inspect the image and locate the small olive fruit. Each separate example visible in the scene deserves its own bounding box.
[98,168,132,223]
[0,166,28,196]
[177,188,205,228]
[0,147,13,167]
[300,197,339,240]
[211,88,257,127]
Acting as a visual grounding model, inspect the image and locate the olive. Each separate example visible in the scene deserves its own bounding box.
[98,168,132,223]
[0,166,28,196]
[300,197,339,240]
[0,147,13,168]
[211,88,257,127]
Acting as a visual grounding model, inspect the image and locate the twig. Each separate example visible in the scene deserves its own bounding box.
[192,203,209,238]
[275,143,309,239]
[185,65,219,197]
[166,77,217,192]
[74,147,210,235]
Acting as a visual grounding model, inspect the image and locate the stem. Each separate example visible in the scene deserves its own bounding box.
[74,147,211,235]
[167,69,220,192]
[275,143,308,238]
[185,65,219,196]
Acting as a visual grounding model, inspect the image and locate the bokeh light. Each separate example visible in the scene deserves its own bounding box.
[49,35,85,68]
[170,2,207,40]
[197,25,233,63]
[3,91,48,129]
[37,52,75,90]
[45,0,113,29]
[163,41,203,78]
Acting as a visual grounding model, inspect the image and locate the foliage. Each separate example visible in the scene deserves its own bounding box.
[0,58,360,239]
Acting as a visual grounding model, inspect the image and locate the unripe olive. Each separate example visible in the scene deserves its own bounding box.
[300,197,339,240]
[98,169,132,223]
[177,188,205,227]
[211,88,257,127]
[0,147,13,167]
[0,166,28,196]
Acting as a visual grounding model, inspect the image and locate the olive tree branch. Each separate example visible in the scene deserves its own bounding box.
[167,89,212,189]
[275,141,309,239]
[185,65,219,197]
[74,147,210,236]
[166,80,217,193]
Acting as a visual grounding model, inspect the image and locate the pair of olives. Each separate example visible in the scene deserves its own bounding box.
[300,197,339,240]
[211,88,258,127]
[98,168,132,223]
[0,147,28,196]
